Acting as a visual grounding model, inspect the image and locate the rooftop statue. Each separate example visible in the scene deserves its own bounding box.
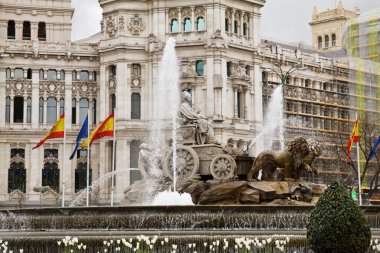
[179,91,219,145]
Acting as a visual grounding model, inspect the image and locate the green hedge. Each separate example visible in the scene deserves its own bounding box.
[307,181,371,253]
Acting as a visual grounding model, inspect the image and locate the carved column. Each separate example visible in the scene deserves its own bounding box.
[31,69,39,128]
[165,9,169,34]
[240,11,244,38]
[9,96,14,124]
[178,7,182,33]
[231,9,235,34]
[249,13,253,41]
[244,88,248,119]
[234,87,238,118]
[75,98,79,125]
[43,97,47,125]
[15,22,22,40]
[31,22,38,41]
[191,6,195,32]
[88,99,93,126]
[65,71,72,129]
[0,68,5,127]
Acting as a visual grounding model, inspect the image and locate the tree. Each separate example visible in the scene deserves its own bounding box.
[307,181,371,253]
[334,112,380,199]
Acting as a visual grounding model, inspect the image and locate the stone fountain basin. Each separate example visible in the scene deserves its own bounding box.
[0,205,380,232]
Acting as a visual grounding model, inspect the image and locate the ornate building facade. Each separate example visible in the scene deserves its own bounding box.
[0,0,377,206]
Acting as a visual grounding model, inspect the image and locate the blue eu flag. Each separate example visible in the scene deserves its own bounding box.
[69,115,88,160]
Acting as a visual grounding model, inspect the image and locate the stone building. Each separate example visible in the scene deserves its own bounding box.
[0,0,377,206]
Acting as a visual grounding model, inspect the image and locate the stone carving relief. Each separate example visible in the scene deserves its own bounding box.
[100,20,104,34]
[127,15,145,35]
[206,29,228,49]
[108,78,117,94]
[231,62,250,80]
[72,81,97,98]
[169,9,179,20]
[6,79,32,96]
[179,59,198,78]
[195,7,205,17]
[182,8,191,18]
[32,40,39,58]
[39,80,65,96]
[10,154,25,165]
[146,33,163,53]
[106,15,118,37]
[44,154,59,165]
[119,16,125,31]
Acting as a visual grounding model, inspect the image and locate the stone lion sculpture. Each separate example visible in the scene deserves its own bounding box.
[246,137,311,181]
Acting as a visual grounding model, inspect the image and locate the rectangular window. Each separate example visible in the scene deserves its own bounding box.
[80,71,89,81]
[131,64,141,76]
[14,68,24,79]
[47,70,57,80]
[196,60,204,76]
[39,98,44,123]
[27,98,32,123]
[13,96,24,123]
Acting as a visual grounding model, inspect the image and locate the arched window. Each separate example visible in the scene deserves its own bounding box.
[72,70,77,81]
[42,149,59,192]
[27,97,32,123]
[130,140,141,169]
[72,99,76,124]
[131,93,141,119]
[8,162,26,193]
[184,18,191,32]
[225,18,229,32]
[39,69,44,80]
[38,22,46,41]
[234,20,239,34]
[332,33,336,47]
[171,19,179,33]
[79,98,89,124]
[92,99,96,124]
[197,17,205,31]
[324,35,329,48]
[27,68,32,79]
[14,96,24,123]
[110,65,116,78]
[318,36,322,49]
[75,150,91,192]
[110,94,116,113]
[243,22,248,36]
[8,149,26,193]
[7,20,15,39]
[6,68,11,79]
[59,98,65,116]
[245,65,250,76]
[39,97,44,123]
[5,96,10,123]
[47,97,57,123]
[60,70,65,80]
[196,60,204,76]
[23,21,31,40]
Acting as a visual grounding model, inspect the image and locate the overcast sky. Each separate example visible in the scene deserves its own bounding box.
[71,0,380,44]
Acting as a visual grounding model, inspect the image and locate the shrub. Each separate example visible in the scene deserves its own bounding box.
[307,181,371,253]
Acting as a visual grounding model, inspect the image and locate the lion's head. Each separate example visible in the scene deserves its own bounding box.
[287,137,309,157]
[306,138,322,157]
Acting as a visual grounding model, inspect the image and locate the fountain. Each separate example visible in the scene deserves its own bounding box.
[1,39,379,253]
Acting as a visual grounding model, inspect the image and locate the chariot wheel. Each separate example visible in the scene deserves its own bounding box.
[210,154,236,180]
[164,145,199,181]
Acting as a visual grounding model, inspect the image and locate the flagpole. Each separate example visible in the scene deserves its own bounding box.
[355,113,362,206]
[86,111,90,207]
[62,114,66,207]
[111,111,116,207]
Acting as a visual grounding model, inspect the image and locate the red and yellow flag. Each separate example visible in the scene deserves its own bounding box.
[346,119,359,162]
[82,112,114,148]
[33,114,65,149]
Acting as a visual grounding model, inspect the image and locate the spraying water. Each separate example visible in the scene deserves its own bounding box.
[149,38,180,189]
[249,84,285,155]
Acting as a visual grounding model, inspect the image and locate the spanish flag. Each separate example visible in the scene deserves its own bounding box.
[82,112,114,148]
[33,114,65,149]
[346,118,359,162]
